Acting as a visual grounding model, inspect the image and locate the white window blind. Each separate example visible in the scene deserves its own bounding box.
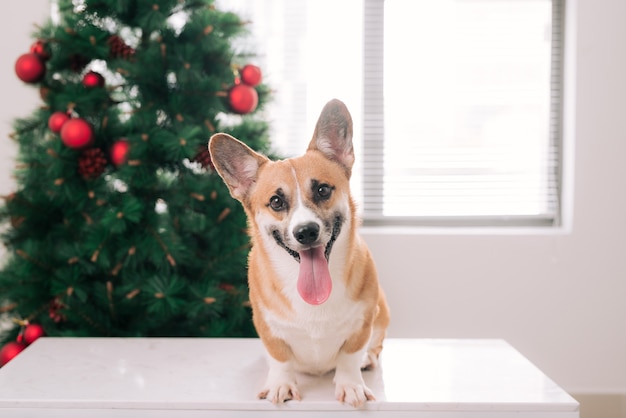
[364,0,564,226]
[219,0,564,227]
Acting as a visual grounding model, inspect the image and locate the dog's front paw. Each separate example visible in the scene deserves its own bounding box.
[258,382,301,404]
[335,382,375,408]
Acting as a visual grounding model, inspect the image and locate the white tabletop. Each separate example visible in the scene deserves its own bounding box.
[0,338,578,417]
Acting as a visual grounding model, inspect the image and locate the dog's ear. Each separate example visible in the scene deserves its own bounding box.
[208,133,269,202]
[308,99,355,176]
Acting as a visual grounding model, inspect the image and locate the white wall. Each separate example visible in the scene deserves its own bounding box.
[0,1,49,196]
[1,0,624,396]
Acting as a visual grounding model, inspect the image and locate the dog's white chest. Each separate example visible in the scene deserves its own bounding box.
[262,293,366,375]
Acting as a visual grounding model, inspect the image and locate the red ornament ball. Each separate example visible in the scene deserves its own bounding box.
[23,324,45,345]
[15,53,46,83]
[0,342,26,367]
[229,84,258,114]
[30,41,50,61]
[60,118,94,149]
[240,64,262,87]
[110,139,130,166]
[48,112,70,133]
[82,71,105,88]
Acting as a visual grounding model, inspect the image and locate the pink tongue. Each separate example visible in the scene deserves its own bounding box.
[297,246,332,305]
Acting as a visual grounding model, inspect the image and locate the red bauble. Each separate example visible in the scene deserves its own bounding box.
[23,324,45,345]
[0,342,26,367]
[229,84,258,114]
[240,64,262,87]
[30,41,50,61]
[48,112,70,133]
[60,118,94,149]
[15,53,46,83]
[82,71,105,88]
[110,139,130,166]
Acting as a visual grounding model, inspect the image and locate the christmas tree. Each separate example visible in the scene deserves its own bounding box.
[0,0,271,365]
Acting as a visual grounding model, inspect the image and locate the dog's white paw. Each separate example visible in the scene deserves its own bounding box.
[258,382,301,404]
[335,381,375,408]
[259,356,301,404]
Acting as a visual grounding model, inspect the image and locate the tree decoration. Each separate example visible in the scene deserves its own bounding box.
[60,118,94,149]
[48,298,66,323]
[108,35,135,60]
[229,84,258,114]
[82,71,105,88]
[15,53,46,83]
[69,54,90,72]
[1,322,46,366]
[0,341,26,367]
[110,139,130,166]
[192,145,214,170]
[78,148,108,179]
[22,323,45,345]
[29,40,50,61]
[48,111,70,133]
[240,64,262,87]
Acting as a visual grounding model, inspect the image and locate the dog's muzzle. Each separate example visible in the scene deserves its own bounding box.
[272,216,343,263]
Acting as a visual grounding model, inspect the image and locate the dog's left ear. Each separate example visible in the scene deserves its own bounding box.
[308,99,355,177]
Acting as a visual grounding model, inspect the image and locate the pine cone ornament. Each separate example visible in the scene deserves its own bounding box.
[78,148,108,179]
[108,35,135,60]
[69,54,90,72]
[192,146,214,170]
[48,297,67,323]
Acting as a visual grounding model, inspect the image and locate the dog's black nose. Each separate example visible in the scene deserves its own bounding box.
[294,222,320,245]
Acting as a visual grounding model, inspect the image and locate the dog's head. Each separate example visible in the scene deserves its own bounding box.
[209,99,355,305]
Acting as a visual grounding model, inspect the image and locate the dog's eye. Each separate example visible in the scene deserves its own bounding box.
[316,184,332,200]
[269,195,285,211]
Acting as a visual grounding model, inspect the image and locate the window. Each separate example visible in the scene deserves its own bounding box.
[219,0,564,227]
[365,0,563,226]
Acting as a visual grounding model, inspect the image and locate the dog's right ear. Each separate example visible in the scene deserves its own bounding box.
[208,133,269,202]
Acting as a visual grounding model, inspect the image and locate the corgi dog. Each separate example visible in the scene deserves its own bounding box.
[208,99,390,407]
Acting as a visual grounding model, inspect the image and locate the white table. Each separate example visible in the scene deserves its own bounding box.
[0,338,578,417]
